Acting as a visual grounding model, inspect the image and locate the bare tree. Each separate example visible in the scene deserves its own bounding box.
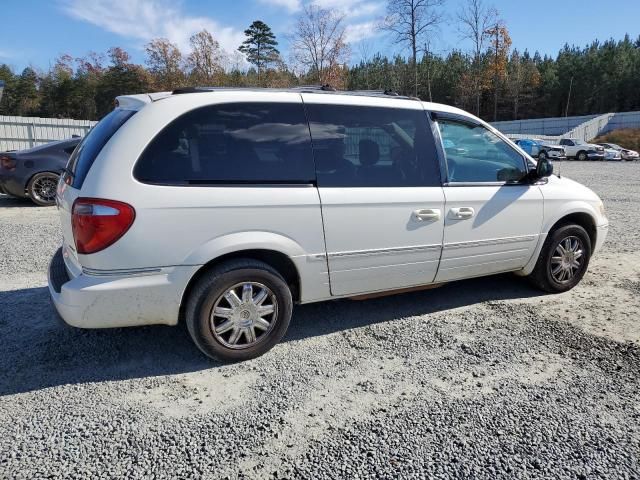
[457,0,497,115]
[187,30,224,85]
[289,4,350,86]
[381,0,445,97]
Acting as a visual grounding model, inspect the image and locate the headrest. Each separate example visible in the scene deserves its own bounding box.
[359,139,380,167]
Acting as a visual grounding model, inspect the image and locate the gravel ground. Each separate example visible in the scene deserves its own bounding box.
[0,161,639,479]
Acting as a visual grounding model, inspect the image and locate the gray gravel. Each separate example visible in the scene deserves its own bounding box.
[1,161,639,479]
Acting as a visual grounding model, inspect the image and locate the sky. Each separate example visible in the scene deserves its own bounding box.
[0,0,639,72]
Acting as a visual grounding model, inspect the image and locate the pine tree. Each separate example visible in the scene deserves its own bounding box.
[238,21,279,84]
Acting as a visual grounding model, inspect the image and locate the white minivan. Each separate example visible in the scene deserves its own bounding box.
[49,87,608,361]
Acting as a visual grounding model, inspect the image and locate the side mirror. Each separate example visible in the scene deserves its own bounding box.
[536,157,553,178]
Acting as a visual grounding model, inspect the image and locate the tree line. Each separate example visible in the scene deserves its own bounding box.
[1,0,639,123]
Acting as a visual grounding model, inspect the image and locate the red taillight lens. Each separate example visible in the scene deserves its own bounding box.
[0,155,16,171]
[71,198,135,254]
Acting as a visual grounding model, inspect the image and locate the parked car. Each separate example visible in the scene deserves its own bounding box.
[558,138,605,161]
[514,138,566,161]
[602,147,622,161]
[0,137,81,205]
[48,88,608,361]
[597,143,639,161]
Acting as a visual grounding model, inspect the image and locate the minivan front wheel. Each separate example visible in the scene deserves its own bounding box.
[528,224,591,293]
[185,259,293,361]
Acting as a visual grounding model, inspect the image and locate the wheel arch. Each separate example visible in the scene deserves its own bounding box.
[25,169,62,191]
[178,248,302,324]
[518,208,598,277]
[547,211,597,250]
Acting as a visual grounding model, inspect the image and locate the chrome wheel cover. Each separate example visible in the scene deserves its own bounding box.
[210,282,278,349]
[550,236,584,284]
[32,175,58,203]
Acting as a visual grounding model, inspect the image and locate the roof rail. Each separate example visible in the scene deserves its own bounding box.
[172,86,215,94]
[169,85,420,101]
[291,84,337,92]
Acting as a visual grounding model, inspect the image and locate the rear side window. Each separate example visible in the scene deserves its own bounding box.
[66,109,135,188]
[134,102,315,185]
[306,104,440,187]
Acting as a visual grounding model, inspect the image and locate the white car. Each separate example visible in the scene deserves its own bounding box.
[559,138,605,161]
[603,147,622,161]
[597,143,639,161]
[48,87,609,361]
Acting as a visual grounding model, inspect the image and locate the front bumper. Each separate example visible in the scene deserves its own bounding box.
[594,223,608,255]
[48,247,199,329]
[587,153,605,160]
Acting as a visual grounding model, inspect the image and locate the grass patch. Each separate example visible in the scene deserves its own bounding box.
[592,128,640,151]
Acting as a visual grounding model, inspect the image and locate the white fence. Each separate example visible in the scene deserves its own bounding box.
[0,115,96,151]
[492,111,640,141]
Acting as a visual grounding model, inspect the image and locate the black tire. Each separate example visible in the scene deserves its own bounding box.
[527,224,592,293]
[27,172,59,206]
[185,259,293,361]
[577,151,588,161]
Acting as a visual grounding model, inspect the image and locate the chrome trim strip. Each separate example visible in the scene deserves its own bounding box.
[444,235,536,250]
[82,267,163,277]
[329,244,442,259]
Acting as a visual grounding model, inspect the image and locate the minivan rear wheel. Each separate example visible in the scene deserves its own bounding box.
[185,259,293,361]
[527,224,591,293]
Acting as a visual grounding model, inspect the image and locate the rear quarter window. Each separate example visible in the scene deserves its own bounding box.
[134,102,315,185]
[66,109,135,188]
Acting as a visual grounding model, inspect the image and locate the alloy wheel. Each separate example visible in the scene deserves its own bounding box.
[210,282,278,349]
[32,175,58,204]
[550,236,585,283]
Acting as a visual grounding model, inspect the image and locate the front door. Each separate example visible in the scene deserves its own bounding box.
[303,95,445,296]
[433,116,543,282]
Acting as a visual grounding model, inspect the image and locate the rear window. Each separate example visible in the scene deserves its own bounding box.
[133,102,315,185]
[66,109,135,188]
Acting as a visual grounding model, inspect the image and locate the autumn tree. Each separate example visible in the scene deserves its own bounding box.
[187,30,224,85]
[95,47,151,117]
[289,4,350,87]
[381,0,445,97]
[238,21,280,84]
[145,38,184,90]
[484,21,511,120]
[457,0,497,115]
[506,50,540,119]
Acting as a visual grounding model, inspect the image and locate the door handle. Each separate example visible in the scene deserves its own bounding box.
[413,209,441,221]
[449,207,475,220]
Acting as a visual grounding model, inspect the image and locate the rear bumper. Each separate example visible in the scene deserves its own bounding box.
[48,247,199,328]
[0,174,26,197]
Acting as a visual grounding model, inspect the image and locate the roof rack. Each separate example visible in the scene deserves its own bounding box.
[170,86,420,101]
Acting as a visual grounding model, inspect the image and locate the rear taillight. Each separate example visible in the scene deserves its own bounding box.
[71,198,135,254]
[0,155,16,171]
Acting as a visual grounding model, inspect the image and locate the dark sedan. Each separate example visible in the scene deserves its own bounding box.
[0,137,80,206]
